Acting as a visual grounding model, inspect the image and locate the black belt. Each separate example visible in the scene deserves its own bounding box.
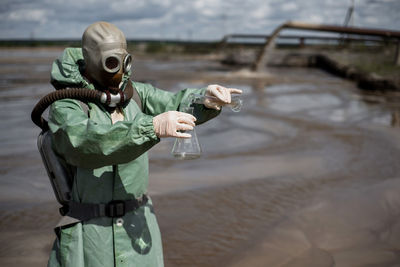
[61,195,148,221]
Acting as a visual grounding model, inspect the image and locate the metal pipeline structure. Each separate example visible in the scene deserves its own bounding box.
[221,34,389,46]
[252,21,400,71]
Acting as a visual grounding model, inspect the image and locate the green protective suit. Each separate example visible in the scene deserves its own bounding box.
[47,48,220,267]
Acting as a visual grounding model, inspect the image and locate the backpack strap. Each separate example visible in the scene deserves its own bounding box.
[78,100,90,115]
[128,81,143,111]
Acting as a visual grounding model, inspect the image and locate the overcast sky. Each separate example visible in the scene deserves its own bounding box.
[1,0,399,40]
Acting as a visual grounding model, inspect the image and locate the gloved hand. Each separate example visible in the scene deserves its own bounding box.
[153,111,196,138]
[205,84,242,110]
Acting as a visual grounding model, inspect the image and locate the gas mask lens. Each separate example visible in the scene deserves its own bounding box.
[123,54,132,73]
[103,53,132,74]
[104,56,120,73]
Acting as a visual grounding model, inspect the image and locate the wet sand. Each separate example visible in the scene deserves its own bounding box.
[0,48,400,266]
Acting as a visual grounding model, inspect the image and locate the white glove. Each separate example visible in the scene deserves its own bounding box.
[153,111,196,138]
[205,84,243,110]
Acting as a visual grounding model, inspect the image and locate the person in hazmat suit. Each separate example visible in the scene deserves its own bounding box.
[46,21,242,266]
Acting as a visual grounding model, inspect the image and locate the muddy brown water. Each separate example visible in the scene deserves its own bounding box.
[0,48,399,266]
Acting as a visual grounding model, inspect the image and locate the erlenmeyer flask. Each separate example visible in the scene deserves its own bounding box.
[171,107,202,160]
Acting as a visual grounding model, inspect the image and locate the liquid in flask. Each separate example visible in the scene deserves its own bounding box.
[171,107,202,160]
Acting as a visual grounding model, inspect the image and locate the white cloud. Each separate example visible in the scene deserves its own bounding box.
[281,2,298,12]
[0,0,399,40]
[8,9,49,24]
[308,15,324,24]
[252,5,272,19]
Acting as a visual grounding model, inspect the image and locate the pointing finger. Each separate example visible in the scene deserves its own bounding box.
[228,88,243,95]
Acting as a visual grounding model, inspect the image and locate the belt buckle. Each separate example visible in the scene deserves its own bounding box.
[106,200,125,217]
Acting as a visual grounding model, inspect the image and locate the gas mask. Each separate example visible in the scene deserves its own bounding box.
[82,22,132,93]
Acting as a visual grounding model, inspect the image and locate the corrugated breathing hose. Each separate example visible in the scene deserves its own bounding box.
[31,88,102,131]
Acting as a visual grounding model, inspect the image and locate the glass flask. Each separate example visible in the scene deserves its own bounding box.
[171,107,202,160]
[189,93,243,112]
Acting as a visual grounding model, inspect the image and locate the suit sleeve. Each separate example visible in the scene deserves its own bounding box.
[134,81,221,125]
[48,99,160,169]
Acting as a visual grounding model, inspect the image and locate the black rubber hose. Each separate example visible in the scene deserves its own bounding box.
[31,88,102,131]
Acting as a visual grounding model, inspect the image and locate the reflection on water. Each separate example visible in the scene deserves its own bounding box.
[268,93,342,113]
[259,81,399,127]
[266,83,319,94]
[0,48,399,266]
